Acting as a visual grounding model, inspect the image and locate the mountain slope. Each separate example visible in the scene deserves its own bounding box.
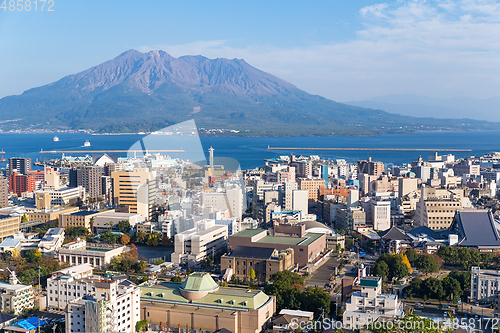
[0,51,496,135]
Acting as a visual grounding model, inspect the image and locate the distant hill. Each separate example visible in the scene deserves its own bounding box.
[0,50,497,135]
[345,94,500,122]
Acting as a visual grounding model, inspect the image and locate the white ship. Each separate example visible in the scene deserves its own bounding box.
[53,136,59,142]
[84,140,91,147]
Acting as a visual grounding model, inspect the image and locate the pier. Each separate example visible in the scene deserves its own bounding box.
[266,147,471,152]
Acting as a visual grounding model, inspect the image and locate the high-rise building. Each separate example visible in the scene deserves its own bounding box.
[414,186,463,230]
[8,157,31,175]
[297,178,325,202]
[8,171,36,196]
[357,157,384,177]
[111,168,157,220]
[69,166,103,198]
[0,176,8,208]
[47,264,140,333]
[290,160,312,178]
[320,165,329,185]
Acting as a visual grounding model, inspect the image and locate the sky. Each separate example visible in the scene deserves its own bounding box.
[0,0,499,102]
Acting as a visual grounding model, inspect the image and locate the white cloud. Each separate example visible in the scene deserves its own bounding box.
[140,0,500,101]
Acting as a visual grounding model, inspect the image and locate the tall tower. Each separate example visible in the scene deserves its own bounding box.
[209,146,214,169]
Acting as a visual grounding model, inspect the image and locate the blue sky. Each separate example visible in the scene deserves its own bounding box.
[1,0,499,101]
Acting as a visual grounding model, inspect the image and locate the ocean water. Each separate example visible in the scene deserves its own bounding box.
[0,130,499,170]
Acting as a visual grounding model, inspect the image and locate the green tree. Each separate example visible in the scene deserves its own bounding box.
[415,255,440,275]
[448,270,471,290]
[100,230,119,244]
[24,249,42,264]
[372,261,389,280]
[66,226,90,237]
[442,276,462,302]
[116,220,131,234]
[135,320,148,332]
[405,249,420,262]
[171,276,182,283]
[422,277,445,300]
[299,287,331,318]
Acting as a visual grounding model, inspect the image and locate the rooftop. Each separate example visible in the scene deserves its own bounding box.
[179,272,219,293]
[227,246,276,260]
[140,282,271,310]
[256,232,323,246]
[69,210,99,217]
[231,228,265,238]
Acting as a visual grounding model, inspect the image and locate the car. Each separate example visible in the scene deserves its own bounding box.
[474,302,479,306]
[463,314,467,319]
[414,302,423,307]
[442,305,450,309]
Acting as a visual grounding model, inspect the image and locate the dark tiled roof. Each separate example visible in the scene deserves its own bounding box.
[455,210,500,247]
[70,211,99,216]
[0,313,17,324]
[407,226,447,240]
[378,227,412,241]
[228,246,276,259]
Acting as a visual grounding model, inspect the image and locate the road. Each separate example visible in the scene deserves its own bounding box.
[305,257,341,287]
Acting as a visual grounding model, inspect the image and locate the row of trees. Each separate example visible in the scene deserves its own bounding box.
[436,246,496,268]
[403,270,470,302]
[264,271,331,317]
[109,252,147,273]
[372,254,412,281]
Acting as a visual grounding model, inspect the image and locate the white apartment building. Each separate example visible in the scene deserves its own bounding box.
[292,190,308,215]
[201,187,243,219]
[343,276,404,329]
[471,266,500,301]
[371,200,391,231]
[171,219,228,267]
[0,271,33,315]
[64,277,140,333]
[47,264,95,310]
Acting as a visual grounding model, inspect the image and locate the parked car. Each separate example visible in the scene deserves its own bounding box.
[442,305,450,309]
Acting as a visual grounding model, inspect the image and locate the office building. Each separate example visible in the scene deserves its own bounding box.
[111,168,157,220]
[8,158,31,175]
[297,178,325,202]
[221,246,294,282]
[69,166,102,198]
[357,157,384,177]
[0,176,8,208]
[92,211,143,233]
[471,267,500,301]
[414,186,463,230]
[60,211,101,230]
[229,228,325,267]
[171,219,228,267]
[0,215,20,241]
[56,239,127,269]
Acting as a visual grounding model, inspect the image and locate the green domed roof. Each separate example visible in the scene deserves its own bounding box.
[179,273,219,293]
